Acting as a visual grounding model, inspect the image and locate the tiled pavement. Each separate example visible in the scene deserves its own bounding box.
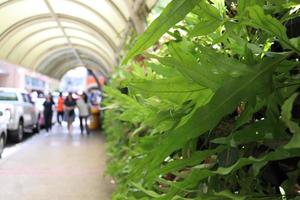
[0,124,114,200]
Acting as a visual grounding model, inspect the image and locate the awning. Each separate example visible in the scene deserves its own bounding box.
[0,0,157,79]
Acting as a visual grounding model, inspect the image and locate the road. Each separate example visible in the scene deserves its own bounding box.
[0,123,114,200]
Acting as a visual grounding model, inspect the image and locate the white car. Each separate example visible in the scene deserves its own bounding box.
[0,88,40,142]
[30,92,46,127]
[0,106,9,157]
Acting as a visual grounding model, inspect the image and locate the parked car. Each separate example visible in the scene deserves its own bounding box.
[0,88,40,142]
[0,106,9,157]
[30,91,46,127]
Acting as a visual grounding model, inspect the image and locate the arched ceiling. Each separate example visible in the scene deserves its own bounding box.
[0,0,158,79]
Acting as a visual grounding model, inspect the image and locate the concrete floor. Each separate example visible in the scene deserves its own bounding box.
[0,124,114,200]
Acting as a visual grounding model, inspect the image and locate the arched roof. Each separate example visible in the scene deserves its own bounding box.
[0,0,157,79]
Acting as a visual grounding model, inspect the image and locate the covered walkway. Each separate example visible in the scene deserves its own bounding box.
[0,124,114,200]
[0,0,157,79]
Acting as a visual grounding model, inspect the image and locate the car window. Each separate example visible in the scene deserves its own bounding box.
[0,91,18,101]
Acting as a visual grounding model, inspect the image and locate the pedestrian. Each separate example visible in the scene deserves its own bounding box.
[56,92,64,125]
[77,92,90,134]
[43,94,55,132]
[64,92,76,134]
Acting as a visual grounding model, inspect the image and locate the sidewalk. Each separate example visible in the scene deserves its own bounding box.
[0,124,114,200]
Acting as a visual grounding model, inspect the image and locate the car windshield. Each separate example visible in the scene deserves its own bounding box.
[0,91,18,101]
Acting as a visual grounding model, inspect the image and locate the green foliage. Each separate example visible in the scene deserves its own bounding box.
[123,0,201,64]
[104,0,300,199]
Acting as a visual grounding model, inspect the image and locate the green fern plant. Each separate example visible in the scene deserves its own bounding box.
[104,0,300,199]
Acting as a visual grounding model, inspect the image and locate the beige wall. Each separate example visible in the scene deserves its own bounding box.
[0,60,22,88]
[0,60,59,92]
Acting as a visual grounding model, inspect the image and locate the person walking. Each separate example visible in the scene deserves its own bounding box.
[64,93,76,134]
[43,94,55,132]
[56,92,64,125]
[77,92,90,134]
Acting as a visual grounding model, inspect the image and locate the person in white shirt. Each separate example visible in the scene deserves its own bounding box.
[76,92,90,134]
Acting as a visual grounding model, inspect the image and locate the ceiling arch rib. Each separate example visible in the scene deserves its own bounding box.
[17,36,66,63]
[5,26,61,58]
[44,55,102,73]
[63,28,115,59]
[55,14,120,50]
[5,26,115,60]
[0,0,129,23]
[0,20,115,62]
[7,29,114,66]
[18,37,113,70]
[53,60,108,79]
[51,63,101,79]
[62,0,120,34]
[106,0,129,22]
[40,49,106,73]
[0,0,49,34]
[33,44,112,73]
[0,0,125,37]
[24,37,112,69]
[46,56,109,79]
[38,49,108,77]
[45,0,106,74]
[0,14,118,53]
[44,54,78,75]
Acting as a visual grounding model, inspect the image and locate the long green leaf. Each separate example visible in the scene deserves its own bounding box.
[190,0,223,37]
[122,0,200,64]
[212,119,281,146]
[281,93,300,149]
[131,182,162,198]
[165,41,251,90]
[246,6,300,54]
[147,146,225,183]
[190,19,222,37]
[133,54,288,181]
[128,76,212,104]
[162,148,300,198]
